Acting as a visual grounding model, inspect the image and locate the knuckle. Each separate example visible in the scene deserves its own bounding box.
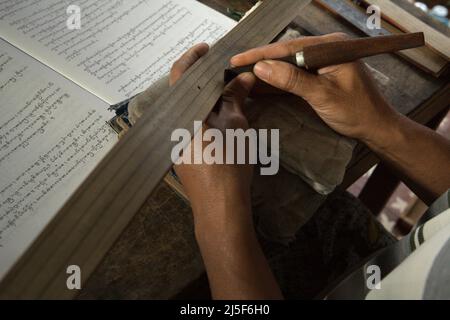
[225,112,247,128]
[221,92,236,104]
[171,59,183,72]
[286,40,301,54]
[283,68,301,92]
[223,84,246,101]
[187,49,200,62]
[223,84,237,97]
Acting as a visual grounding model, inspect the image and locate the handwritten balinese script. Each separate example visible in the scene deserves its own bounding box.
[0,0,235,104]
[0,40,116,277]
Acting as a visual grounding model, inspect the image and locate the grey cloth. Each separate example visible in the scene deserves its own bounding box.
[325,190,450,300]
[246,95,355,195]
[252,166,327,245]
[420,189,450,222]
[423,237,450,299]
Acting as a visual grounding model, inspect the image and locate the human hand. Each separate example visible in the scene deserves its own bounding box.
[231,33,400,146]
[171,43,256,228]
[170,45,284,300]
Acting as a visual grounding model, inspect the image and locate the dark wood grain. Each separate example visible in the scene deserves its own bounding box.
[303,33,425,69]
[391,0,450,37]
[0,0,312,299]
[315,0,448,76]
[365,0,450,60]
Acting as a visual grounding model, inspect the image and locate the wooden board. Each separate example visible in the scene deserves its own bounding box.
[316,0,448,76]
[381,19,448,76]
[365,0,450,60]
[0,0,312,299]
[391,0,450,37]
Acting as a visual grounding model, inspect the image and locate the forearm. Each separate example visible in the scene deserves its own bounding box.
[193,197,283,300]
[364,111,450,205]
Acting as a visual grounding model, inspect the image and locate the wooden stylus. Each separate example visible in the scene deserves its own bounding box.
[225,32,425,82]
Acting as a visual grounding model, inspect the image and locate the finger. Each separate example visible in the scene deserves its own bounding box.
[253,60,322,100]
[230,32,350,67]
[207,73,255,130]
[170,43,209,85]
[221,72,256,113]
[251,79,286,96]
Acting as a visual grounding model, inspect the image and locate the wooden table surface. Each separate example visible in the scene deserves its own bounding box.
[79,0,449,299]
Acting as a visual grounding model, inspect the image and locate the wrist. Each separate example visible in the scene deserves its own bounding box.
[194,216,257,249]
[362,110,407,154]
[357,97,402,148]
[192,193,255,241]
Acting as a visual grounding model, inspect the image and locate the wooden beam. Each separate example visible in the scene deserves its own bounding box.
[381,20,448,77]
[0,0,311,299]
[390,0,450,37]
[316,0,448,76]
[365,0,450,60]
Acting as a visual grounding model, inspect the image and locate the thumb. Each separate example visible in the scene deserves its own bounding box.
[170,43,209,86]
[253,60,321,101]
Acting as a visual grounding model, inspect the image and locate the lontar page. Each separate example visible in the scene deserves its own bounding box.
[0,39,117,279]
[0,0,236,105]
